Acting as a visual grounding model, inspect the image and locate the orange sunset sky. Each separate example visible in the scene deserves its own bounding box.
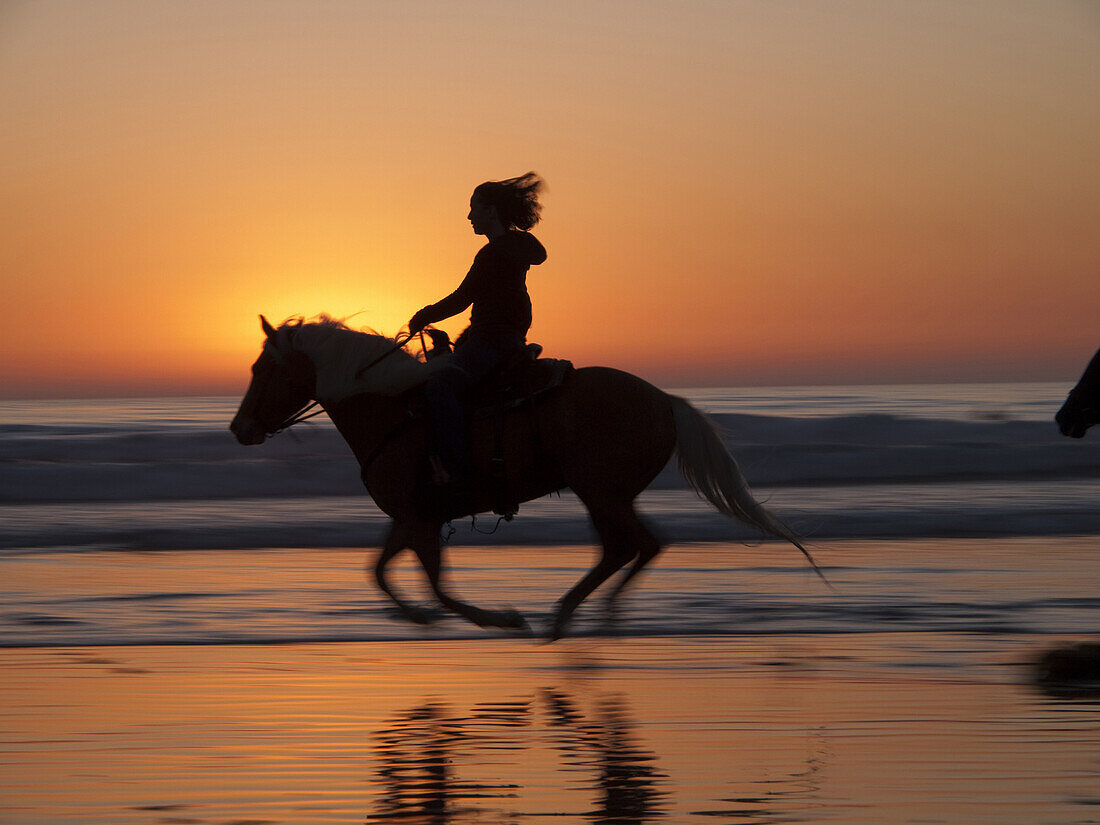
[1,0,1097,398]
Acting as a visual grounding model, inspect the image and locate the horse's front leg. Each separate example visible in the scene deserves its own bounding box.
[373,522,438,625]
[407,522,529,632]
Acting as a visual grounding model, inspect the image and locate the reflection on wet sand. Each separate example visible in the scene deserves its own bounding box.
[543,690,668,824]
[689,727,827,822]
[7,633,1100,823]
[368,691,669,824]
[371,702,524,823]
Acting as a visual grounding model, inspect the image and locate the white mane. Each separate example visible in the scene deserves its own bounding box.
[276,318,443,403]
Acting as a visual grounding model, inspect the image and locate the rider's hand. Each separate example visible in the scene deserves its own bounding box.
[408,309,431,335]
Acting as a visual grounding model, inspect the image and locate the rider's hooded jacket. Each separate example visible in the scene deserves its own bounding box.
[424,230,547,340]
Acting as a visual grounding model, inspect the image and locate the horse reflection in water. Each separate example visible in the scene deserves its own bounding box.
[230,316,825,640]
[371,702,524,823]
[367,692,666,824]
[543,690,668,823]
[1056,346,1100,438]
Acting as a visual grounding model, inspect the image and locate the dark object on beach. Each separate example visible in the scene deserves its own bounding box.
[1034,643,1100,696]
[1056,347,1100,438]
[231,316,824,641]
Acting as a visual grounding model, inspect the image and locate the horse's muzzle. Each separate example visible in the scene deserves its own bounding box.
[229,415,267,445]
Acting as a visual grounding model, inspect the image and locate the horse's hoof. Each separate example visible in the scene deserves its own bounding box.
[499,610,529,632]
[400,607,436,625]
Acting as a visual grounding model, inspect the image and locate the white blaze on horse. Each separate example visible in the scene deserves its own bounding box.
[231,315,825,640]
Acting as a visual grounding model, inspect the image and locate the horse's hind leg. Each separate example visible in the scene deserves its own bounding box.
[406,522,529,632]
[374,522,437,625]
[549,502,640,641]
[602,512,663,626]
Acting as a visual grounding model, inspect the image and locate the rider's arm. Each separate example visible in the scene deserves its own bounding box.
[411,292,466,327]
[409,255,493,332]
[410,282,473,332]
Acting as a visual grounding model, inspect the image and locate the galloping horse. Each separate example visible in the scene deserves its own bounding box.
[230,316,823,639]
[1056,347,1100,438]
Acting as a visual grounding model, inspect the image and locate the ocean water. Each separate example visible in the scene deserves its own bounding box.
[1,382,1098,647]
[1,382,1096,544]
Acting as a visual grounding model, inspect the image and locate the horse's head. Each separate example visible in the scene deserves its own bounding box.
[230,316,317,446]
[1056,389,1100,439]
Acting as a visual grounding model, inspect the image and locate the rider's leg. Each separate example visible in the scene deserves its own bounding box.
[423,335,510,484]
[423,363,469,484]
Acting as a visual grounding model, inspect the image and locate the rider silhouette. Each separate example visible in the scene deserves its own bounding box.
[408,173,547,508]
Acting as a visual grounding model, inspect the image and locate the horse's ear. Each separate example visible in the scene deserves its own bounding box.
[260,315,277,339]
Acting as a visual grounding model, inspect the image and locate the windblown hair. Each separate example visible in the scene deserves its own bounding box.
[473,172,544,231]
[274,316,443,403]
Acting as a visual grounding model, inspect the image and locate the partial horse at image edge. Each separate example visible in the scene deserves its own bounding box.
[230,317,826,640]
[1056,346,1100,438]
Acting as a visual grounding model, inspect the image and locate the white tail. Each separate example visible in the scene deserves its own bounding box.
[669,395,829,584]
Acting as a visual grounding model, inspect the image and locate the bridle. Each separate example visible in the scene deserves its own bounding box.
[269,401,326,436]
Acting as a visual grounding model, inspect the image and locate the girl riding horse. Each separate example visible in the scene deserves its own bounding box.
[408,173,547,513]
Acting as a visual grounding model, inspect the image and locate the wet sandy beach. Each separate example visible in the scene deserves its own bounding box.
[4,629,1100,823]
[4,536,1100,823]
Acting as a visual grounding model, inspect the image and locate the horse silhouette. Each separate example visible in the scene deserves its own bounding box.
[1056,347,1100,438]
[230,316,823,639]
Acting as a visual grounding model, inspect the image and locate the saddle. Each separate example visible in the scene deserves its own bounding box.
[424,330,572,417]
[472,345,573,417]
[424,331,573,520]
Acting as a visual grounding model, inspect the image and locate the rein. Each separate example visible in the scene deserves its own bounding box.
[271,402,326,435]
[270,330,421,437]
[353,332,415,379]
